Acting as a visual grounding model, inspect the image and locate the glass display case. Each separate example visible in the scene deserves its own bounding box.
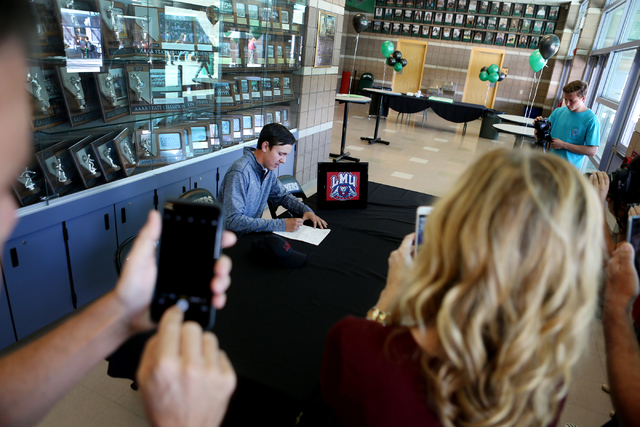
[20,0,306,207]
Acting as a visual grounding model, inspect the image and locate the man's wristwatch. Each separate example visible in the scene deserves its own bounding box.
[366,306,390,326]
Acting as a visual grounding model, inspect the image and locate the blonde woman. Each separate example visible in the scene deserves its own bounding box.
[321,149,604,427]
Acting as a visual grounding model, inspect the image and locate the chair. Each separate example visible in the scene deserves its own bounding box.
[177,187,216,204]
[357,73,374,95]
[269,175,307,219]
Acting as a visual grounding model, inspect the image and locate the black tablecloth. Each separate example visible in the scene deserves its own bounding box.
[386,94,493,123]
[215,182,435,400]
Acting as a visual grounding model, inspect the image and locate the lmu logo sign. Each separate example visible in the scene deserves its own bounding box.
[327,172,360,201]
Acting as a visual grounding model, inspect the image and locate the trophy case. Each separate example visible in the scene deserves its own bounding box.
[23,0,306,207]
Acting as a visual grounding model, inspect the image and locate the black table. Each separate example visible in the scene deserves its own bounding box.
[361,88,402,146]
[386,94,497,135]
[330,94,371,163]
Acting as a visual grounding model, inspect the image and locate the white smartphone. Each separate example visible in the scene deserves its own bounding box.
[414,206,433,256]
[627,215,640,271]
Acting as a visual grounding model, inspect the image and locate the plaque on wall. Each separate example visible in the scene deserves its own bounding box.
[132,5,162,52]
[57,67,102,127]
[425,0,435,9]
[489,1,500,15]
[517,34,529,48]
[501,2,512,16]
[529,35,539,49]
[512,3,523,17]
[462,29,472,42]
[434,12,443,24]
[467,1,477,13]
[283,74,294,100]
[125,65,151,114]
[421,26,431,38]
[271,7,282,31]
[261,77,273,102]
[234,76,252,106]
[249,76,263,103]
[451,27,461,40]
[475,16,485,29]
[508,18,519,32]
[32,0,65,58]
[96,0,134,58]
[242,114,254,140]
[315,11,336,67]
[382,22,392,34]
[483,31,494,44]
[214,81,237,110]
[248,3,260,27]
[374,7,384,19]
[112,128,137,175]
[436,0,445,11]
[235,2,248,27]
[281,7,292,31]
[431,26,441,38]
[13,157,47,206]
[532,20,543,35]
[160,11,195,52]
[26,66,68,131]
[424,12,433,24]
[220,116,233,146]
[187,123,212,155]
[535,5,547,19]
[548,6,559,21]
[505,32,516,47]
[272,75,284,101]
[455,13,464,26]
[414,10,423,23]
[392,22,401,35]
[494,32,505,45]
[35,139,78,195]
[231,115,244,143]
[486,16,497,30]
[544,22,555,35]
[441,27,451,40]
[134,127,190,167]
[412,25,421,37]
[524,4,535,18]
[416,0,425,8]
[91,133,125,182]
[444,12,454,25]
[498,17,508,31]
[404,10,414,23]
[221,0,235,24]
[473,31,483,43]
[520,19,531,33]
[253,109,265,134]
[96,67,129,122]
[445,0,455,12]
[260,5,271,28]
[373,21,382,34]
[210,120,221,150]
[457,0,467,12]
[478,1,489,14]
[465,15,475,28]
[282,106,291,129]
[69,134,102,188]
[402,23,411,36]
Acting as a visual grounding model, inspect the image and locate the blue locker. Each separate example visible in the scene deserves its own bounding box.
[157,179,190,209]
[66,206,119,307]
[191,168,218,195]
[2,225,74,339]
[216,150,244,198]
[0,274,16,350]
[115,191,155,246]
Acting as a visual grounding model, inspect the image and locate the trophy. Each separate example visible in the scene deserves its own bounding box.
[102,147,120,171]
[103,73,117,106]
[83,153,98,174]
[112,128,137,175]
[68,76,86,110]
[64,0,75,8]
[51,157,69,183]
[19,168,37,191]
[27,73,51,113]
[130,72,144,101]
[105,1,122,47]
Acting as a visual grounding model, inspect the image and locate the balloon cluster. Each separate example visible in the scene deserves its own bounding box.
[380,41,408,72]
[479,63,505,83]
[529,34,560,72]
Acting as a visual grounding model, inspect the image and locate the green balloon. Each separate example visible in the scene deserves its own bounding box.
[488,64,499,74]
[381,41,395,58]
[479,71,489,81]
[488,72,499,83]
[529,49,547,73]
[393,62,403,72]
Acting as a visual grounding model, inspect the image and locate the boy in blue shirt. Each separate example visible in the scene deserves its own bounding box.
[534,80,600,170]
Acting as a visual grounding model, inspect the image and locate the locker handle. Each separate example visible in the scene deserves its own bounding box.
[10,248,18,267]
[121,207,127,224]
[104,213,110,231]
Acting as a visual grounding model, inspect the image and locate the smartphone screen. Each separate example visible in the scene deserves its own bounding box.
[151,200,224,329]
[627,215,640,271]
[414,206,433,255]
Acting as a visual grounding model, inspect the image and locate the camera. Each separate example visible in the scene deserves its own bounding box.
[533,118,553,151]
[587,157,640,223]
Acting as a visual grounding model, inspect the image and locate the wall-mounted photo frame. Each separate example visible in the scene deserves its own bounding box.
[373,21,382,33]
[484,31,495,44]
[467,1,477,13]
[524,4,535,18]
[532,20,543,34]
[508,18,519,32]
[473,31,484,43]
[431,26,441,38]
[382,21,392,34]
[402,23,411,36]
[462,29,472,42]
[455,13,464,26]
[424,11,433,23]
[479,1,489,14]
[425,0,436,10]
[404,10,414,22]
[498,17,508,31]
[544,22,556,35]
[457,0,468,12]
[376,0,385,6]
[548,6,560,21]
[421,25,431,37]
[452,27,462,40]
[392,23,401,35]
[416,0,426,8]
[486,16,497,30]
[501,2,512,15]
[396,0,405,7]
[475,15,486,28]
[517,34,529,48]
[489,1,500,15]
[414,11,424,23]
[209,121,221,150]
[394,9,403,21]
[505,32,516,47]
[412,25,421,37]
[317,162,369,211]
[436,0,445,11]
[385,0,395,7]
[446,0,456,11]
[441,27,451,40]
[314,11,336,67]
[520,19,531,33]
[445,12,454,25]
[465,15,475,27]
[434,12,444,24]
[27,66,68,131]
[384,8,393,20]
[512,3,523,17]
[242,114,254,140]
[494,32,505,45]
[535,5,547,19]
[406,0,415,8]
[186,123,212,155]
[529,35,540,49]
[374,7,384,19]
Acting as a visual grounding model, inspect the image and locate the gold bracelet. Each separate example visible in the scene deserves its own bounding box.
[366,306,390,326]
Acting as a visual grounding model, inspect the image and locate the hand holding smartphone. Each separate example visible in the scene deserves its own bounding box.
[414,206,432,256]
[150,200,224,330]
[627,214,640,272]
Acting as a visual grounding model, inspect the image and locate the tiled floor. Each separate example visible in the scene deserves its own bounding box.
[34,103,612,426]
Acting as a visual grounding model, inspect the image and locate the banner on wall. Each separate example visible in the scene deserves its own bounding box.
[345,0,375,14]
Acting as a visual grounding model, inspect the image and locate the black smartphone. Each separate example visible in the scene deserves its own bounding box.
[150,200,224,329]
[627,215,640,271]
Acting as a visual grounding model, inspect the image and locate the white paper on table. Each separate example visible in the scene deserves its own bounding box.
[273,225,331,246]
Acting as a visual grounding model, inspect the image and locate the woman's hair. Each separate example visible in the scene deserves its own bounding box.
[391,149,604,427]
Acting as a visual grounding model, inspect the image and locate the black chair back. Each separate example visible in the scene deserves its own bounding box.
[269,175,306,218]
[177,187,216,204]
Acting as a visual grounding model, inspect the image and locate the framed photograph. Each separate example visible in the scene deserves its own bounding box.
[465,15,475,27]
[475,15,486,28]
[473,31,484,43]
[392,22,401,35]
[524,4,535,18]
[412,25,422,37]
[424,11,433,23]
[386,0,394,7]
[402,23,411,36]
[373,21,382,33]
[406,0,415,7]
[434,12,444,24]
[261,77,273,102]
[317,162,369,211]
[535,5,547,19]
[394,9,403,21]
[512,3,523,17]
[404,10,414,22]
[452,27,462,40]
[426,0,436,9]
[532,20,543,35]
[520,19,531,33]
[414,10,424,23]
[548,6,560,21]
[462,29,472,42]
[529,35,540,49]
[479,1,489,14]
[446,0,456,11]
[490,1,500,15]
[486,16,497,30]
[385,8,394,20]
[382,21,392,34]
[498,17,508,31]
[455,13,464,26]
[396,0,404,7]
[231,115,244,143]
[445,12,454,25]
[283,74,294,100]
[457,0,468,12]
[186,124,212,155]
[494,31,505,45]
[260,5,271,27]
[315,11,336,67]
[431,26,441,38]
[505,32,516,47]
[508,18,519,32]
[544,21,556,35]
[376,0,385,6]
[374,7,384,19]
[436,0,445,10]
[416,0,425,8]
[484,31,495,44]
[467,1,477,13]
[501,2,512,15]
[442,27,451,39]
[421,25,431,37]
[517,34,528,48]
[69,135,102,188]
[242,114,254,140]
